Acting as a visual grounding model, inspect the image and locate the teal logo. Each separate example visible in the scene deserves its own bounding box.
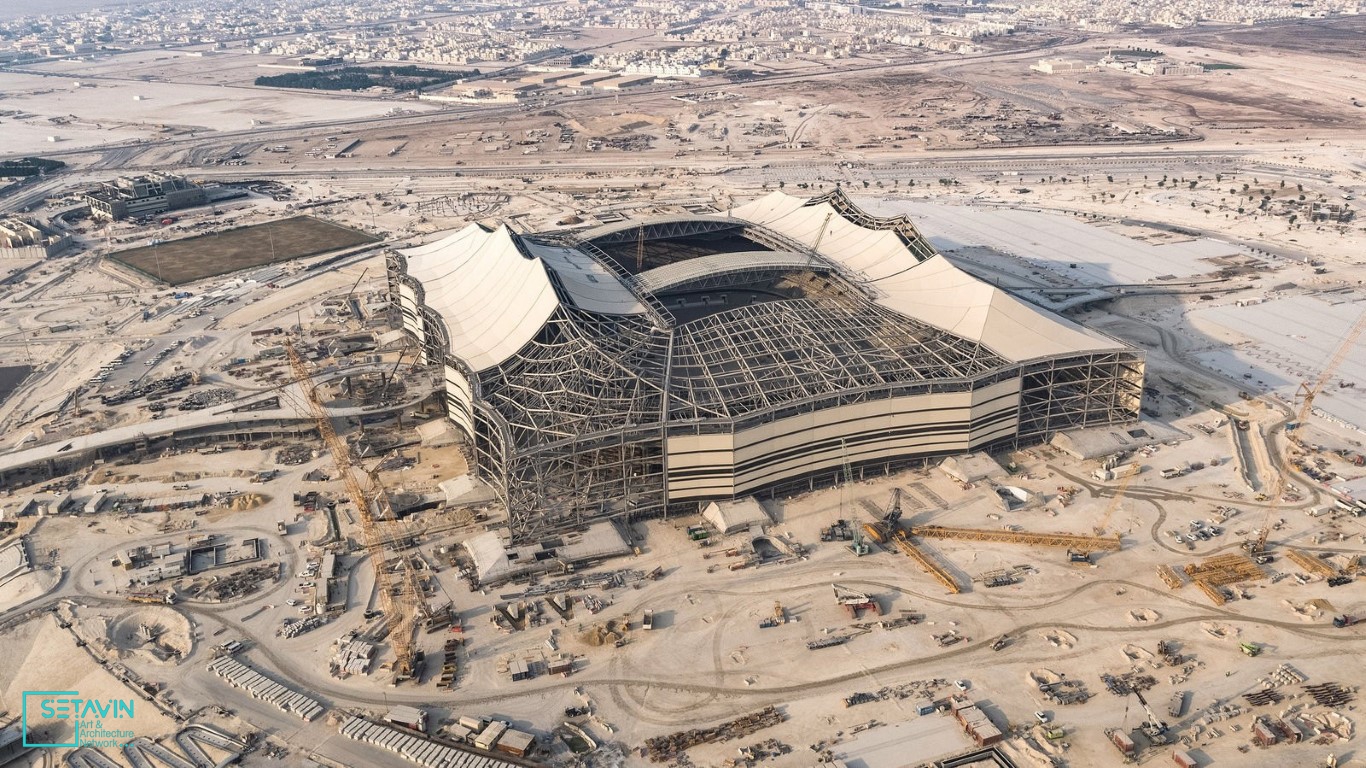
[22,691,135,748]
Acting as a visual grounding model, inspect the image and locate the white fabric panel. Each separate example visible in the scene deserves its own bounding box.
[444,364,476,439]
[400,224,561,372]
[732,191,1123,362]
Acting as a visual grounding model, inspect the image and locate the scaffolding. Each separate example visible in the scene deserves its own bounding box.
[1182,554,1265,586]
[1285,548,1339,579]
[892,532,962,594]
[909,525,1122,552]
[1156,564,1184,590]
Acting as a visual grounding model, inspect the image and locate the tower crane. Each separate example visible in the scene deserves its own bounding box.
[284,340,421,683]
[1249,307,1366,555]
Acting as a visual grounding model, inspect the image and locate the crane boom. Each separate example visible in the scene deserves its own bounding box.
[285,340,418,682]
[1294,308,1366,429]
[1253,308,1366,554]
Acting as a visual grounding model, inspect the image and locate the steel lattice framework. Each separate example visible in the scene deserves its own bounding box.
[389,198,1146,543]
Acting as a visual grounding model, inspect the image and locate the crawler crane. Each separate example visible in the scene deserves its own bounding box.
[284,340,421,683]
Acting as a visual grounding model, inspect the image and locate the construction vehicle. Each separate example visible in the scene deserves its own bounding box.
[642,609,654,630]
[1332,615,1360,628]
[862,491,903,544]
[284,341,420,683]
[127,589,175,605]
[1095,463,1140,538]
[1067,549,1092,564]
[990,635,1010,652]
[1240,642,1262,657]
[841,440,870,556]
[832,584,880,619]
[1130,687,1169,744]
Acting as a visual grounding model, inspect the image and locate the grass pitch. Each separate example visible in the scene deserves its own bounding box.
[110,216,378,286]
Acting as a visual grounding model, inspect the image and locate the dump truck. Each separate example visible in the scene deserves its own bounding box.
[1333,615,1361,628]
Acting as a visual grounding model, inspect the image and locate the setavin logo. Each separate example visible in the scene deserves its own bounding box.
[22,691,136,748]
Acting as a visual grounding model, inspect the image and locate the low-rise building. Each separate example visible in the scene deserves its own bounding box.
[85,172,206,221]
[0,217,71,258]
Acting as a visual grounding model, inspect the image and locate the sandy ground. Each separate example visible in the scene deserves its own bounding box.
[0,615,179,749]
[0,70,440,154]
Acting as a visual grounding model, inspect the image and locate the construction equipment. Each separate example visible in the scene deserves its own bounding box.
[1292,307,1366,437]
[908,524,1122,552]
[859,493,959,592]
[890,534,961,594]
[842,440,869,556]
[1250,307,1366,555]
[861,491,903,544]
[1094,462,1140,536]
[1240,641,1262,657]
[832,584,880,618]
[284,340,420,683]
[1332,615,1360,628]
[1130,687,1169,744]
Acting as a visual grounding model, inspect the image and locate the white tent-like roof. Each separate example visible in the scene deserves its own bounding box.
[400,224,645,372]
[730,192,1122,362]
[401,224,561,372]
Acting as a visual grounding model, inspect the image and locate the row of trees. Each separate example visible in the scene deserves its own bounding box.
[254,65,477,92]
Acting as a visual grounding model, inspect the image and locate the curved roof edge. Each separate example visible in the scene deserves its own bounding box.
[731,191,1130,362]
[399,223,562,372]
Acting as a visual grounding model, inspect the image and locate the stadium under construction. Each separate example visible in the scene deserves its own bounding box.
[387,190,1145,542]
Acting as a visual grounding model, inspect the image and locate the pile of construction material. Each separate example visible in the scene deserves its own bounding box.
[206,656,325,721]
[339,716,527,767]
[278,614,329,638]
[331,638,376,677]
[843,678,947,708]
[643,706,785,762]
[1304,682,1354,707]
[437,638,461,689]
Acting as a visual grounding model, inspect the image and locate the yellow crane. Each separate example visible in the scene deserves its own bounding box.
[1094,465,1140,537]
[1251,308,1366,554]
[1292,308,1366,438]
[284,340,420,683]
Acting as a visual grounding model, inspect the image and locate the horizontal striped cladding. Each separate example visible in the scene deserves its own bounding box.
[397,283,425,346]
[666,379,1020,499]
[443,364,476,439]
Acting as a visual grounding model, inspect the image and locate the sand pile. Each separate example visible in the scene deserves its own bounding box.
[579,618,628,647]
[225,493,268,510]
[104,606,193,663]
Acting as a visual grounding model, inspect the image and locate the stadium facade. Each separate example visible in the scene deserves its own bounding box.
[387,190,1144,541]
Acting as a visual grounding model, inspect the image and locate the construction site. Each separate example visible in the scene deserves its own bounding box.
[0,173,1362,768]
[3,10,1366,760]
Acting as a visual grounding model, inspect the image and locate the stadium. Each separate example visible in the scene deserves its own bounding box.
[387,190,1145,542]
